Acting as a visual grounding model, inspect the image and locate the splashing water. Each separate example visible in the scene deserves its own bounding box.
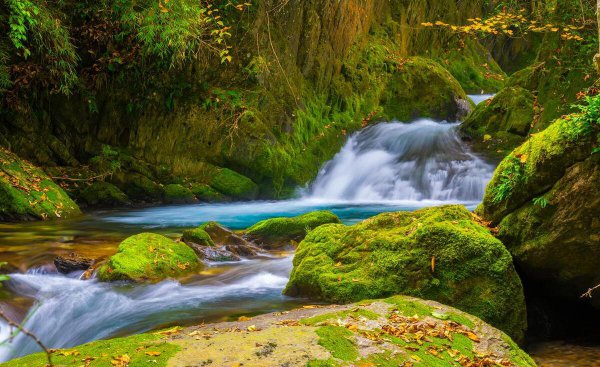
[305,119,494,202]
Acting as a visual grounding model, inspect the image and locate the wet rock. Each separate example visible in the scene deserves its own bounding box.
[182,222,261,262]
[186,243,241,262]
[54,254,94,274]
[285,205,527,342]
[244,211,341,249]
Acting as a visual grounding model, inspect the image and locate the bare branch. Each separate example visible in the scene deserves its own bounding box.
[0,310,52,366]
[581,283,600,299]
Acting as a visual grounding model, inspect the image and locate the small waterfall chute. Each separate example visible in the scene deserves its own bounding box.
[305,119,494,203]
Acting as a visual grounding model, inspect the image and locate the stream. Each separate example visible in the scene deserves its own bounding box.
[1,95,598,364]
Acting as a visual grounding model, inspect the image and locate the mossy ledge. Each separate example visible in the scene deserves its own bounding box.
[284,205,526,342]
[2,296,536,367]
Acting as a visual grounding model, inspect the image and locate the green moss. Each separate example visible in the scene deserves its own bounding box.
[209,168,258,200]
[110,172,164,202]
[284,205,526,341]
[478,108,598,223]
[245,211,341,247]
[0,148,81,221]
[163,184,196,204]
[98,233,202,282]
[301,308,380,326]
[461,86,535,159]
[306,359,340,367]
[189,183,228,202]
[379,57,470,121]
[314,326,358,362]
[78,181,130,207]
[182,227,214,247]
[3,333,179,367]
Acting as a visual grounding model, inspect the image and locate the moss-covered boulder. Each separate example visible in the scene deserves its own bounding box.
[189,183,229,202]
[380,57,472,121]
[182,222,259,261]
[5,296,536,367]
[209,168,258,200]
[245,211,341,249]
[78,181,130,208]
[461,86,535,159]
[164,184,196,204]
[98,233,202,282]
[0,148,81,221]
[182,227,215,247]
[110,172,164,202]
[284,205,526,341]
[477,105,600,308]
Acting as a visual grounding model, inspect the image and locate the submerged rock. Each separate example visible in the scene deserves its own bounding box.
[284,205,526,341]
[54,254,94,274]
[98,233,202,282]
[77,181,130,208]
[5,296,536,367]
[0,148,81,221]
[477,108,600,309]
[245,211,341,249]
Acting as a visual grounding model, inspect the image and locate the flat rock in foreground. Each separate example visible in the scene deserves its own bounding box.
[5,296,536,367]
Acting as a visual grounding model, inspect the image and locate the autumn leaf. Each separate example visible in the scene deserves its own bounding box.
[111,354,131,367]
[145,351,161,356]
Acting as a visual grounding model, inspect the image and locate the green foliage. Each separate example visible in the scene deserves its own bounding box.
[90,145,122,177]
[491,155,524,204]
[5,0,39,59]
[532,196,549,208]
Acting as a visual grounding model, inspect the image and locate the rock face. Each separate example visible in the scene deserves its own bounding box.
[98,233,202,282]
[461,86,535,159]
[284,205,526,341]
[5,296,536,367]
[0,148,81,221]
[245,211,341,249]
[477,107,600,308]
[379,57,472,122]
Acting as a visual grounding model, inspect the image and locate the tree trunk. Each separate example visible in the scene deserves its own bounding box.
[595,0,600,73]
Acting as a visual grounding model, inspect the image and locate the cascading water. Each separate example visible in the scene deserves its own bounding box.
[305,119,494,202]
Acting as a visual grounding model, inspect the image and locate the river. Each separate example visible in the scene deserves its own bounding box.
[1,95,598,364]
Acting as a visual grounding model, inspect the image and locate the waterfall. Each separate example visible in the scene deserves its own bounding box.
[305,119,494,203]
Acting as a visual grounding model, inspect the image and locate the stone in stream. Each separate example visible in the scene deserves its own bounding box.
[244,211,341,249]
[4,296,537,367]
[98,233,202,282]
[54,254,94,274]
[182,222,261,262]
[284,205,527,342]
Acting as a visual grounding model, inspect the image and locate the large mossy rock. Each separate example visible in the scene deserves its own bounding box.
[461,86,535,159]
[209,168,258,200]
[98,233,202,282]
[0,148,81,221]
[109,172,164,202]
[245,211,341,249]
[164,184,197,204]
[284,205,526,341]
[5,296,536,367]
[78,181,130,208]
[380,57,472,122]
[477,111,600,308]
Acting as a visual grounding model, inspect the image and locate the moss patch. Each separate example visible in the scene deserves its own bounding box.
[3,333,179,367]
[182,227,215,247]
[245,211,341,248]
[163,184,196,204]
[78,181,130,208]
[209,168,258,200]
[189,183,228,202]
[98,233,202,282]
[0,148,81,221]
[284,205,526,341]
[315,326,358,362]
